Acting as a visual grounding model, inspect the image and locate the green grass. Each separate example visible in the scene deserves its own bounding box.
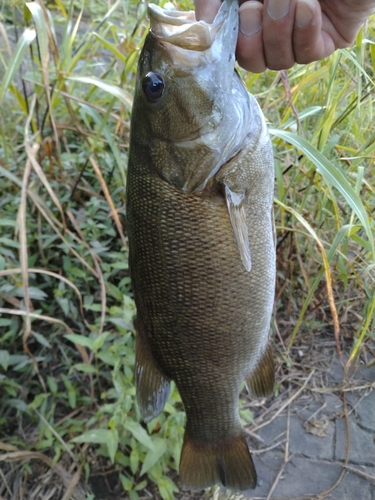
[0,0,374,498]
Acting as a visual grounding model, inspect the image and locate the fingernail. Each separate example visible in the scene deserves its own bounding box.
[239,2,263,37]
[267,0,290,21]
[295,0,314,28]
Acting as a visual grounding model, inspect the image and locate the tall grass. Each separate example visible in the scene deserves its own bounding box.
[243,43,375,365]
[0,0,374,498]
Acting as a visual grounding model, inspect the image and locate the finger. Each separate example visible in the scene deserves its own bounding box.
[195,0,222,22]
[320,0,375,47]
[262,0,297,70]
[293,0,334,63]
[237,1,267,73]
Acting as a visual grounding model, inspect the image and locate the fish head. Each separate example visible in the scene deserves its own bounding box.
[131,0,255,193]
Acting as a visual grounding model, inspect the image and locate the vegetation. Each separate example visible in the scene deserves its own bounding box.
[0,0,374,498]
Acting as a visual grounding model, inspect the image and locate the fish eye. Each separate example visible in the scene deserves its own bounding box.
[142,72,165,102]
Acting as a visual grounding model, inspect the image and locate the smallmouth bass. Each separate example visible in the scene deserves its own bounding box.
[126,0,275,491]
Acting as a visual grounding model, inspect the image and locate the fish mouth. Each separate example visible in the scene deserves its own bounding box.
[148,1,238,66]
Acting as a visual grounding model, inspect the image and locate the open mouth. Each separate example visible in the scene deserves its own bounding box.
[148,3,226,52]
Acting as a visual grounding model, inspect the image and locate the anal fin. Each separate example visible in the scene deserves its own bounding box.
[135,324,170,422]
[246,344,274,398]
[224,184,251,272]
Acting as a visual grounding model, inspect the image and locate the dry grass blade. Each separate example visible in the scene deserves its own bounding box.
[66,210,107,339]
[0,443,19,452]
[33,408,77,463]
[0,306,90,364]
[0,162,99,279]
[89,155,127,250]
[18,96,38,375]
[0,467,12,497]
[0,307,75,334]
[251,370,315,433]
[0,449,86,500]
[60,463,84,500]
[340,464,375,483]
[275,200,341,360]
[27,1,61,154]
[25,141,66,230]
[0,22,12,56]
[0,268,87,326]
[265,407,292,500]
[29,192,98,278]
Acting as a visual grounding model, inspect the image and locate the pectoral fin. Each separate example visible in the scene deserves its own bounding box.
[246,345,275,398]
[135,322,170,422]
[224,184,252,272]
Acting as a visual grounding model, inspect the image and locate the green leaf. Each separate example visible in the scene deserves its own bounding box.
[107,427,119,463]
[9,399,30,413]
[0,350,10,371]
[130,447,139,475]
[29,393,50,410]
[64,334,94,350]
[140,438,167,476]
[68,387,77,409]
[26,2,50,73]
[0,219,18,227]
[119,473,133,492]
[124,421,155,451]
[0,237,20,249]
[31,331,52,348]
[0,28,36,104]
[72,363,98,374]
[93,332,110,351]
[96,351,118,366]
[270,128,375,259]
[93,33,126,63]
[281,106,325,130]
[106,282,123,301]
[157,476,179,500]
[47,376,58,394]
[134,480,147,491]
[129,490,140,500]
[71,429,112,444]
[67,76,132,110]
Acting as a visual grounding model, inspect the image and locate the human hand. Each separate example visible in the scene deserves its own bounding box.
[195,0,375,73]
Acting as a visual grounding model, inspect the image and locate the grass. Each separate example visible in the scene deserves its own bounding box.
[0,0,374,499]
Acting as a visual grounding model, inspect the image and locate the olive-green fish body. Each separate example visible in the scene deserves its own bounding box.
[127,0,275,491]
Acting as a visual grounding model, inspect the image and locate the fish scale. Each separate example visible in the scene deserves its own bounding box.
[127,0,276,491]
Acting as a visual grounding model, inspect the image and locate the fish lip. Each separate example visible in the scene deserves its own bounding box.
[147,1,237,53]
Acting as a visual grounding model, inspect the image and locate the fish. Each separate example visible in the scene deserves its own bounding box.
[126,0,275,492]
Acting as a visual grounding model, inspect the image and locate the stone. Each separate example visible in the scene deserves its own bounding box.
[328,467,375,500]
[255,415,288,449]
[250,451,284,496]
[356,390,375,432]
[266,457,341,498]
[323,393,344,417]
[289,415,334,460]
[335,416,375,465]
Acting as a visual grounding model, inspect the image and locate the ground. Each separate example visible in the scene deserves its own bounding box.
[1,338,374,500]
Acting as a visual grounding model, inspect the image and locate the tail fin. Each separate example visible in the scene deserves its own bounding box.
[179,433,257,491]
